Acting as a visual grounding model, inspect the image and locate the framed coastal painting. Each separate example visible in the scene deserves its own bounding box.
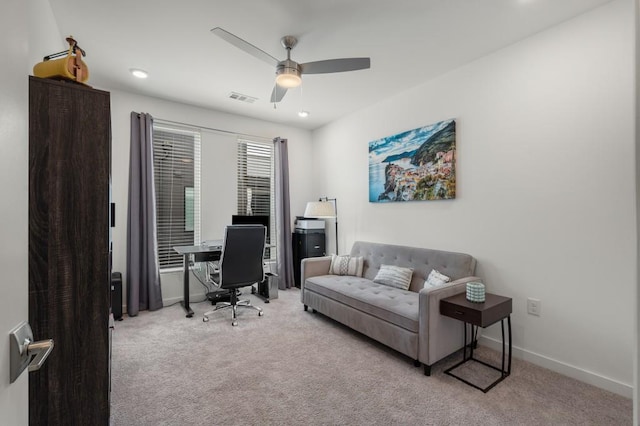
[368,119,456,202]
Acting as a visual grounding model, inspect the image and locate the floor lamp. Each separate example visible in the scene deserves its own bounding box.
[304,197,338,255]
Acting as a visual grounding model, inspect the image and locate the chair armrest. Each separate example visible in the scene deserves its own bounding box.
[418,276,483,365]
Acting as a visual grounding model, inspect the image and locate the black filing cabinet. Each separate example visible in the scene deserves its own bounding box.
[293,230,326,288]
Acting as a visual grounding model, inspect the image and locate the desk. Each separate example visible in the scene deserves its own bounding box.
[440,292,512,392]
[174,244,221,318]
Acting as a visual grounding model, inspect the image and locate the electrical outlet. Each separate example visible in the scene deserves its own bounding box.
[527,298,541,316]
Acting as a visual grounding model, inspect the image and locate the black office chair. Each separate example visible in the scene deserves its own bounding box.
[203,224,266,326]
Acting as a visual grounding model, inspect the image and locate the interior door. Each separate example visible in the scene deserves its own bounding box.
[0,0,30,423]
[28,76,111,425]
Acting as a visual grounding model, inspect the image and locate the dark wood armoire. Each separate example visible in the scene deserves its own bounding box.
[28,76,111,425]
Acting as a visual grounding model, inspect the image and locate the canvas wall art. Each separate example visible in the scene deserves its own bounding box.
[368,119,456,202]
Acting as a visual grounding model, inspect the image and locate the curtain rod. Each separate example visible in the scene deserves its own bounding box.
[154,117,274,143]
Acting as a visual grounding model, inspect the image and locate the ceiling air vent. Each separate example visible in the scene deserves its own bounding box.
[228,92,258,104]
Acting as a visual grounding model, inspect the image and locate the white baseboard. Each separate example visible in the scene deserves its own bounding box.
[163,294,206,306]
[118,295,208,317]
[162,297,183,306]
[479,336,632,398]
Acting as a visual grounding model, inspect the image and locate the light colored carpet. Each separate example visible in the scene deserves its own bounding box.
[111,288,631,425]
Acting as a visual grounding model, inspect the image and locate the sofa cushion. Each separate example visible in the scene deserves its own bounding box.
[329,254,364,277]
[373,265,413,290]
[304,275,419,332]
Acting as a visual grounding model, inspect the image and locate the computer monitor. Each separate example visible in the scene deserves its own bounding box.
[232,215,272,261]
[231,215,270,236]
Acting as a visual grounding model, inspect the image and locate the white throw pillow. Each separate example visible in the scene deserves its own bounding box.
[329,254,364,277]
[373,265,413,290]
[424,269,451,288]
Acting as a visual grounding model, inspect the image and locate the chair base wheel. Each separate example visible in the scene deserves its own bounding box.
[258,311,264,317]
[203,316,209,322]
[232,321,238,326]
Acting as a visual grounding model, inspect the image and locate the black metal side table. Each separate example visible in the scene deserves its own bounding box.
[440,292,512,393]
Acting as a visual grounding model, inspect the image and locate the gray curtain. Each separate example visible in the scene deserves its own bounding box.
[127,112,163,315]
[274,137,295,289]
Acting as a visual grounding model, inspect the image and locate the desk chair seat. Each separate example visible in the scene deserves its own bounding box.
[202,224,266,326]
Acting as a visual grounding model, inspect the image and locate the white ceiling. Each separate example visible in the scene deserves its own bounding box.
[48,0,613,130]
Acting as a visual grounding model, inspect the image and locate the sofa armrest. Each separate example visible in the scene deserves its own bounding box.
[300,256,332,301]
[418,276,483,366]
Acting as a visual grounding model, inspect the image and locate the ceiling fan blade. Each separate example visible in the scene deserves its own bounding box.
[211,27,279,67]
[300,58,370,74]
[270,85,288,103]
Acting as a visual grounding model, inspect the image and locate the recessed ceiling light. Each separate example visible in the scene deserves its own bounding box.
[298,111,309,118]
[130,69,148,79]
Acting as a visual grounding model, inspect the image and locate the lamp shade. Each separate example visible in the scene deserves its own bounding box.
[304,201,336,218]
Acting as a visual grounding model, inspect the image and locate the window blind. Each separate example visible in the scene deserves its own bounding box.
[152,125,201,270]
[237,139,275,259]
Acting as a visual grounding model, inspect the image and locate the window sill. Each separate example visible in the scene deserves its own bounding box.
[159,267,183,274]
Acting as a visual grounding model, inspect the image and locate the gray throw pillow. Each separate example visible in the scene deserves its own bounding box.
[329,254,364,277]
[373,264,413,290]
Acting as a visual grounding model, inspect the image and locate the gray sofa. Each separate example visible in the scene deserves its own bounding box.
[300,241,481,375]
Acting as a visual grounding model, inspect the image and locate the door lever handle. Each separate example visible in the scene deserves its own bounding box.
[27,339,54,372]
[9,321,55,383]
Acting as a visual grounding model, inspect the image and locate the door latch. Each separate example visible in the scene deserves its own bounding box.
[9,321,54,383]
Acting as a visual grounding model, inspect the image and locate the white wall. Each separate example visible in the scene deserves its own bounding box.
[28,0,62,66]
[200,131,237,241]
[635,0,639,420]
[312,0,635,397]
[108,90,314,307]
[0,1,29,423]
[0,0,63,422]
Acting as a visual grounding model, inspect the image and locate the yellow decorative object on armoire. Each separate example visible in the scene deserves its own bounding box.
[33,36,89,84]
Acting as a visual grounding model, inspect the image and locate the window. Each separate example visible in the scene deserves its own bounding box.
[152,124,201,270]
[236,139,275,259]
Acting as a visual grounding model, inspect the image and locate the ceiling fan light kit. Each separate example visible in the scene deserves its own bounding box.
[275,60,302,88]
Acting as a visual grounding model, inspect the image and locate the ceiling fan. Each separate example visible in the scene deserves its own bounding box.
[211,27,371,103]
